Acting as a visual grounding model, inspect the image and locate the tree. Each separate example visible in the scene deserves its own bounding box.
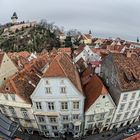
[65,36,72,47]
[67,29,81,37]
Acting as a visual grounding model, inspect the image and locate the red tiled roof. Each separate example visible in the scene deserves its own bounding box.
[112,53,140,91]
[123,132,140,140]
[0,70,40,104]
[58,48,71,53]
[82,73,108,112]
[43,53,83,93]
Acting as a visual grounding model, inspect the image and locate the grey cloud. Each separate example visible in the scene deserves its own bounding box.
[0,0,140,40]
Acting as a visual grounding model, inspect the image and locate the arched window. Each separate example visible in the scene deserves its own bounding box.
[21,108,29,118]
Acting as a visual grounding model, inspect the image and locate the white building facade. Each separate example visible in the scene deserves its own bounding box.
[85,94,116,134]
[110,90,140,129]
[31,54,85,137]
[31,77,85,137]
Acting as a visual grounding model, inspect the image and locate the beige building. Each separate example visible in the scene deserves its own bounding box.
[0,53,18,86]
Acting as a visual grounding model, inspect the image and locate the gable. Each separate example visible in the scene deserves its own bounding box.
[0,53,18,84]
[86,94,115,115]
[31,77,84,100]
[0,93,28,104]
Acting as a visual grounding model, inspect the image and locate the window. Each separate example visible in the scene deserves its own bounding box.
[98,122,103,127]
[131,93,136,100]
[106,118,111,123]
[49,117,57,123]
[116,114,121,122]
[119,103,125,112]
[4,95,8,100]
[21,108,29,118]
[61,87,66,93]
[35,102,42,109]
[10,95,15,101]
[100,113,105,120]
[9,106,16,116]
[63,124,69,129]
[62,115,69,121]
[73,114,79,120]
[88,115,94,122]
[134,100,140,108]
[52,126,57,130]
[47,102,55,110]
[137,109,140,116]
[102,96,105,99]
[123,112,129,119]
[40,125,47,131]
[75,126,79,131]
[138,93,140,98]
[108,109,113,116]
[127,102,133,110]
[73,101,79,109]
[61,102,68,110]
[130,110,136,118]
[0,105,7,114]
[46,80,49,84]
[88,124,92,129]
[37,116,45,123]
[46,87,51,94]
[122,94,128,101]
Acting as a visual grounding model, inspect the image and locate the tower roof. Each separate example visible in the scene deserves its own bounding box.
[11,12,18,19]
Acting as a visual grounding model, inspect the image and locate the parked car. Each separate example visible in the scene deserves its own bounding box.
[134,125,140,131]
[123,128,136,137]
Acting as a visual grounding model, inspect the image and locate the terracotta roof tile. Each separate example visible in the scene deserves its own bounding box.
[0,70,40,104]
[82,73,108,112]
[43,53,83,93]
[112,53,140,91]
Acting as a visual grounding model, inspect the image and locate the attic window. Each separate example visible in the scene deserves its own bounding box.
[5,87,9,91]
[124,71,133,82]
[103,96,105,99]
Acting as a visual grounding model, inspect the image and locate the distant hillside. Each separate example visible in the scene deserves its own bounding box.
[0,22,61,52]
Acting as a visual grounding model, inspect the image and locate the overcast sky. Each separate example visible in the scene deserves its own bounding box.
[0,0,139,41]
